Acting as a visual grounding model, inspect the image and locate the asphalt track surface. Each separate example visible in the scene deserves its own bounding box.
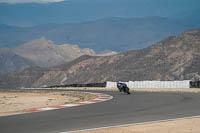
[0,90,200,133]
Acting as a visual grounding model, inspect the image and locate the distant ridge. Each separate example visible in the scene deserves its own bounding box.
[1,16,200,52]
[0,48,35,74]
[12,37,97,67]
[0,37,117,73]
[0,29,200,89]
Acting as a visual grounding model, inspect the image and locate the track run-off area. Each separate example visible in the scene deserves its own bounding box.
[0,90,200,133]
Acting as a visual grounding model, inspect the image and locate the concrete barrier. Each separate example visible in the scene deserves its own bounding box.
[106,80,191,88]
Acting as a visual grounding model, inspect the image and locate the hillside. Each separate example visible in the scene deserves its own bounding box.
[0,48,35,74]
[0,37,117,74]
[12,37,96,67]
[0,29,200,89]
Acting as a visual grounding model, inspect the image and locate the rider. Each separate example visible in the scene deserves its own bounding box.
[117,81,127,92]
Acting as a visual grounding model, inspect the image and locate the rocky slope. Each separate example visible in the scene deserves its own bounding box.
[12,37,96,67]
[1,29,200,89]
[0,48,35,74]
[0,37,116,74]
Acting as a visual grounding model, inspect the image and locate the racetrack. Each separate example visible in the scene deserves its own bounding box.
[0,90,200,133]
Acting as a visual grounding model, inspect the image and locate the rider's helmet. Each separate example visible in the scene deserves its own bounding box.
[117,81,121,85]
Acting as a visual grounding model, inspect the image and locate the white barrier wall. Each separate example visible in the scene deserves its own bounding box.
[106,80,190,88]
[106,81,129,88]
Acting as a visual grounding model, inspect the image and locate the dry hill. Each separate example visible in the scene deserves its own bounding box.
[1,30,200,89]
[12,37,96,67]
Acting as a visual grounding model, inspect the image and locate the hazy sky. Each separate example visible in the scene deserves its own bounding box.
[0,0,65,3]
[0,0,200,26]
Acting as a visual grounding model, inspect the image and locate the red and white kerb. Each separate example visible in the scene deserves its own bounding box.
[30,92,113,112]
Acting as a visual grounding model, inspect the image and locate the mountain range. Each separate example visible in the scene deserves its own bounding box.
[1,0,200,26]
[1,29,199,89]
[1,14,200,52]
[0,37,117,73]
[12,37,97,67]
[0,48,35,74]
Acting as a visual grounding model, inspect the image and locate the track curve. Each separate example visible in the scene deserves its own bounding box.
[0,90,200,133]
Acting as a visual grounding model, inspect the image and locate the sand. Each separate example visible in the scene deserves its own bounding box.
[0,90,96,116]
[77,117,200,133]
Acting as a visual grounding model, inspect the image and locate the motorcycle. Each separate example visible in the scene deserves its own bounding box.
[117,82,131,94]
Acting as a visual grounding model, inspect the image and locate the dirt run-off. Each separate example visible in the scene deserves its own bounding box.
[76,117,200,133]
[0,89,97,116]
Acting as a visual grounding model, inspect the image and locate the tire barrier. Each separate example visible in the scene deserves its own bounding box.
[190,81,200,88]
[47,82,106,88]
